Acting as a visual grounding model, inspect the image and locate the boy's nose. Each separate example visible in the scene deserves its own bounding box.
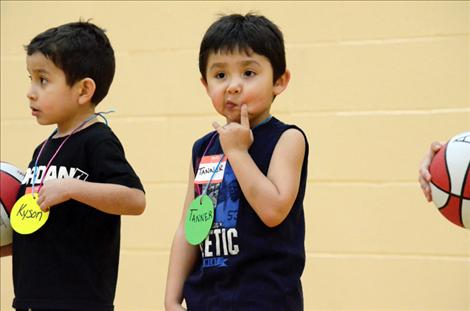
[226,80,241,95]
[26,87,37,101]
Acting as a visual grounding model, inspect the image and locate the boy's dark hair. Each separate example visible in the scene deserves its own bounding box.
[199,13,286,84]
[25,20,115,105]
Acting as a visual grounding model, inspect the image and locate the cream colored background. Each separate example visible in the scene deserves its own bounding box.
[1,1,469,310]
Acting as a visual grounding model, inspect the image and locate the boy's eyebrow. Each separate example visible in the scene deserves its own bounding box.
[208,62,225,71]
[31,68,49,74]
[239,60,262,67]
[208,60,262,71]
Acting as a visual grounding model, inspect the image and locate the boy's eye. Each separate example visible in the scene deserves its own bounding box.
[244,70,256,77]
[40,77,48,85]
[215,72,225,79]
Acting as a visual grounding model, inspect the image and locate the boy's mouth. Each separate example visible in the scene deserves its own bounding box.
[30,106,40,115]
[225,100,239,110]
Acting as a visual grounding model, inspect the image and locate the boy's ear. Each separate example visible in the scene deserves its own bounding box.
[200,77,209,93]
[273,70,291,96]
[77,78,96,105]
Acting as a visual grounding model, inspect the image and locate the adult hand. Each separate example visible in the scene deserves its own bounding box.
[419,141,444,202]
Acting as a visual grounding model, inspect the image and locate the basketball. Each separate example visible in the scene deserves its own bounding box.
[429,132,470,229]
[1,161,25,246]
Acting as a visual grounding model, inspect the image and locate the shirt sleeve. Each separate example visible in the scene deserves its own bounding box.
[89,131,144,192]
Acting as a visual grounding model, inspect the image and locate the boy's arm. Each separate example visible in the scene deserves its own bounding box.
[36,179,146,215]
[214,105,306,228]
[165,162,199,310]
[0,244,12,257]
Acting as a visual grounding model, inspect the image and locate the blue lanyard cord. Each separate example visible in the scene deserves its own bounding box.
[201,155,225,196]
[96,109,115,125]
[196,132,219,197]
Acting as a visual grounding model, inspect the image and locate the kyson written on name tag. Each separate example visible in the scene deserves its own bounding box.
[10,193,49,234]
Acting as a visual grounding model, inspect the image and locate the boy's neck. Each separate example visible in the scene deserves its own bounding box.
[55,108,97,138]
[247,111,272,129]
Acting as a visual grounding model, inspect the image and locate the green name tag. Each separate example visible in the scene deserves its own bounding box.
[185,195,214,245]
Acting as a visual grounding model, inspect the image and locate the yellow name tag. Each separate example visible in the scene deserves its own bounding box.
[10,193,49,234]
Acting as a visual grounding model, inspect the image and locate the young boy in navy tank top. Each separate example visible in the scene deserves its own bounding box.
[165,13,309,311]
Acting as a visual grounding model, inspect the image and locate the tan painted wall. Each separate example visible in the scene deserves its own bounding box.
[1,1,469,310]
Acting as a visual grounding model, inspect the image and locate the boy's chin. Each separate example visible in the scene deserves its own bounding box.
[35,118,54,126]
[225,113,241,123]
[226,116,241,124]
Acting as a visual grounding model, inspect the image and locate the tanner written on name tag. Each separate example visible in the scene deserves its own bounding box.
[194,155,227,185]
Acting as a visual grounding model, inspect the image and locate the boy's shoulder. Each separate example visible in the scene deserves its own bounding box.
[192,130,217,153]
[256,117,306,138]
[76,122,114,140]
[254,117,309,162]
[68,122,124,154]
[195,130,217,143]
[32,122,113,154]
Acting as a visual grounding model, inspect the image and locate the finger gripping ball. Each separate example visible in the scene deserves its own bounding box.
[429,132,470,229]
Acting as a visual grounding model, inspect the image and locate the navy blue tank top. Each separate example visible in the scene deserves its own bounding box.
[184,117,309,311]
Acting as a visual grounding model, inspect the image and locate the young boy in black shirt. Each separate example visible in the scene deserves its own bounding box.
[5,21,146,311]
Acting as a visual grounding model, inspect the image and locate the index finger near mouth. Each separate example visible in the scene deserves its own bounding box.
[240,104,250,128]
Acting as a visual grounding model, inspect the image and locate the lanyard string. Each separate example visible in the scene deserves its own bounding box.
[201,148,225,197]
[30,111,114,194]
[195,114,272,197]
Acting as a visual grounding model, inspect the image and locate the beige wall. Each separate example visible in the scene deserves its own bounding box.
[1,1,469,310]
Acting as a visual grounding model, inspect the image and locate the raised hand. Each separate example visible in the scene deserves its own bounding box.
[212,104,254,157]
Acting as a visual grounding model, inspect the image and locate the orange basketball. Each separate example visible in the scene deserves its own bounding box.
[429,132,470,229]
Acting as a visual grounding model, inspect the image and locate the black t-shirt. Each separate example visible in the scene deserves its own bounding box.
[183,117,309,311]
[12,122,144,310]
